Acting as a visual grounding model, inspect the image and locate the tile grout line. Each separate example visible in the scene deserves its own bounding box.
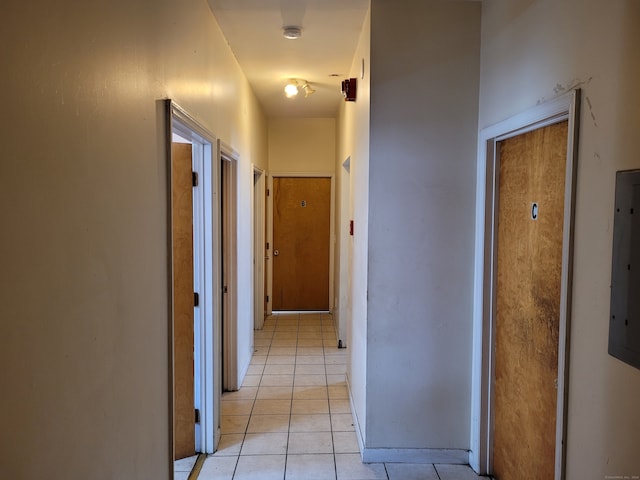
[283,313,297,480]
[232,328,262,480]
[433,464,442,480]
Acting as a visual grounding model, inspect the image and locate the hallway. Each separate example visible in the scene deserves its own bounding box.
[180,313,483,480]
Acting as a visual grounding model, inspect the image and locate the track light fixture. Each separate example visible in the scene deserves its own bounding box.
[284,79,315,98]
[284,80,299,98]
[301,81,316,98]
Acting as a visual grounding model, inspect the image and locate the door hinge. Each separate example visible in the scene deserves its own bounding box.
[266,242,270,250]
[195,408,200,424]
[265,295,269,303]
[267,188,270,196]
[192,171,199,187]
[223,285,228,294]
[194,292,200,307]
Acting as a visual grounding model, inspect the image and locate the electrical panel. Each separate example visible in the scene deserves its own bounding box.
[609,169,640,370]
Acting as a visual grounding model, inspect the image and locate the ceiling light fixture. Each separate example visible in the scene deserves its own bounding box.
[284,80,299,98]
[301,81,316,98]
[282,26,302,40]
[284,79,316,99]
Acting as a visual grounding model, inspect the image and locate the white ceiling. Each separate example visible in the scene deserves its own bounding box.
[207,0,369,118]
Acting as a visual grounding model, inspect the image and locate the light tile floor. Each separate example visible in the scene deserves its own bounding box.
[175,454,199,480]
[192,312,486,480]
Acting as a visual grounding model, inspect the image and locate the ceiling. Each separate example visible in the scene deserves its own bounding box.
[207,0,369,118]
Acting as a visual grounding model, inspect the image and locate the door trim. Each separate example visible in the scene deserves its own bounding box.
[336,157,352,348]
[470,90,580,477]
[166,100,221,457]
[253,166,266,329]
[267,172,336,313]
[221,142,239,392]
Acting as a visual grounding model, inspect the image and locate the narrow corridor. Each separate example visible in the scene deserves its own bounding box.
[179,313,484,479]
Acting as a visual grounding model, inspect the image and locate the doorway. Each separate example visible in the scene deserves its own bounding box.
[253,167,266,329]
[221,143,239,392]
[167,101,222,460]
[271,176,333,311]
[470,91,580,478]
[336,157,352,348]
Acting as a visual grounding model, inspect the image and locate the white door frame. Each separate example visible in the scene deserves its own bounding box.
[267,172,336,313]
[221,142,239,392]
[470,90,580,477]
[253,167,267,329]
[336,157,352,347]
[167,100,221,456]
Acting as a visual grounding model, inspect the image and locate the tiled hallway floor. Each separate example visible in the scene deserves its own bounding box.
[193,313,484,480]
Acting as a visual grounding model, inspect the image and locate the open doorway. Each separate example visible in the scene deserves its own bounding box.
[221,143,239,392]
[253,167,267,329]
[336,156,352,348]
[167,101,222,462]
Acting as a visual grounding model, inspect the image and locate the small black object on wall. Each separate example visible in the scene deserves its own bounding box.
[341,78,357,102]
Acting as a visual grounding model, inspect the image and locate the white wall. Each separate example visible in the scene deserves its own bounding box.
[478,1,640,477]
[365,0,481,455]
[0,0,266,477]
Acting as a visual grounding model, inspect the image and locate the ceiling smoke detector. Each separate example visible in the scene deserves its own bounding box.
[283,26,302,40]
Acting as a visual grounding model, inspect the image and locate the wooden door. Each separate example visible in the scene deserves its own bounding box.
[171,142,195,460]
[492,121,568,479]
[273,177,331,311]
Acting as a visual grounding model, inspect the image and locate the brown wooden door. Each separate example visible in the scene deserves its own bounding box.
[171,142,195,460]
[492,121,568,479]
[273,177,331,310]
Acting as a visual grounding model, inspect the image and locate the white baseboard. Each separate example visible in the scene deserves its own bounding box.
[361,448,469,464]
[345,375,366,454]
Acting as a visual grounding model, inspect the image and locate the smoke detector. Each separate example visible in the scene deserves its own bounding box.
[283,26,302,40]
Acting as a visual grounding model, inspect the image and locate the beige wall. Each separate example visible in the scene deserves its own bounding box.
[0,0,266,478]
[336,0,481,460]
[365,0,480,454]
[479,0,640,477]
[337,7,372,444]
[268,118,336,173]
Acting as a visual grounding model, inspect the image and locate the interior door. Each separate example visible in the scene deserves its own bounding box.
[273,177,331,311]
[221,156,238,392]
[172,142,195,460]
[492,121,568,479]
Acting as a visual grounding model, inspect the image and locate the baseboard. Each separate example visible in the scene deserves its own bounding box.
[361,448,469,464]
[345,375,366,455]
[235,352,251,390]
[345,371,470,466]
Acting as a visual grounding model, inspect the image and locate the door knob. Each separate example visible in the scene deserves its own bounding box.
[274,249,279,256]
